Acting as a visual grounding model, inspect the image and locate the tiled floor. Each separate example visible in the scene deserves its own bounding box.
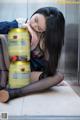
[0,79,80,118]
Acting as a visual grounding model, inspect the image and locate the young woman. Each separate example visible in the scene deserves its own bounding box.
[0,7,65,103]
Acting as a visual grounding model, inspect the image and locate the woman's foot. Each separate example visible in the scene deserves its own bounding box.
[0,90,9,103]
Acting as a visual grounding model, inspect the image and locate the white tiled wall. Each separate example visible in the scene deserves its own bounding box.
[0,0,65,20]
[1,0,79,76]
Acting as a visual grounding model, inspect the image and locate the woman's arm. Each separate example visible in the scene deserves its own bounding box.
[0,20,18,34]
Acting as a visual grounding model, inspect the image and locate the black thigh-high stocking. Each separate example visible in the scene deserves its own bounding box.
[7,73,64,100]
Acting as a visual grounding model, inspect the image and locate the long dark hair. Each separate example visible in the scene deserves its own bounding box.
[32,7,65,76]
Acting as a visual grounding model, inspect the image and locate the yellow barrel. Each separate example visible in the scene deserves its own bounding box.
[8,28,30,61]
[8,61,31,88]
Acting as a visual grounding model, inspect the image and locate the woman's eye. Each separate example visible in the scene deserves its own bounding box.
[35,17,38,23]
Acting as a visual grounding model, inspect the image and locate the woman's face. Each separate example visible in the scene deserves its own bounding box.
[27,13,46,50]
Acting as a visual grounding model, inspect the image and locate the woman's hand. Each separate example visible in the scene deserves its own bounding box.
[22,22,39,48]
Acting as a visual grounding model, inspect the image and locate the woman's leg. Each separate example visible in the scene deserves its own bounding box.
[0,72,64,103]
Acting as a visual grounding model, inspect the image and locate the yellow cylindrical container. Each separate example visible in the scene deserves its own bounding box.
[8,61,31,88]
[8,28,30,61]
